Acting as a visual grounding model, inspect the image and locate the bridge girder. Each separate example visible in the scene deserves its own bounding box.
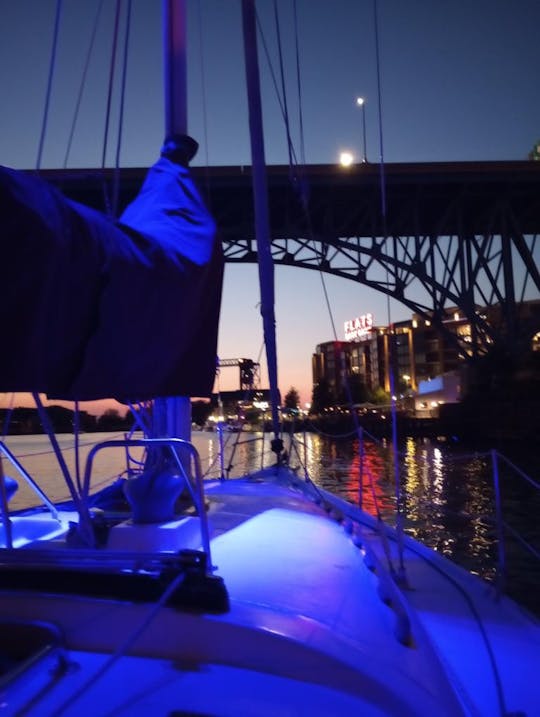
[212,162,540,361]
[44,161,540,360]
[222,233,540,359]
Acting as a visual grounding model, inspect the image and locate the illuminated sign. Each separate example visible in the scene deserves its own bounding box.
[344,313,373,341]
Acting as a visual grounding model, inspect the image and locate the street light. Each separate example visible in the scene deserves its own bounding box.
[339,151,354,168]
[356,96,367,163]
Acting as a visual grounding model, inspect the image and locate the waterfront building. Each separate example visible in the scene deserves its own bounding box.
[312,309,474,408]
[312,299,540,414]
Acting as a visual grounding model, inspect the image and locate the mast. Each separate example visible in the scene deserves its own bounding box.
[163,0,187,135]
[155,0,191,444]
[241,0,283,457]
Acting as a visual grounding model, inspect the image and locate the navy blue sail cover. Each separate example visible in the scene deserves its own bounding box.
[0,159,223,401]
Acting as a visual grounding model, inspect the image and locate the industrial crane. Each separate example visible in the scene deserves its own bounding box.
[217,358,260,391]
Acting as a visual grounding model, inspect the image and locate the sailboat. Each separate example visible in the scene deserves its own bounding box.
[1,2,539,716]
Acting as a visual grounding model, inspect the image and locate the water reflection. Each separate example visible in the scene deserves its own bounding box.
[298,433,498,581]
[400,445,497,580]
[5,430,538,616]
[199,430,538,614]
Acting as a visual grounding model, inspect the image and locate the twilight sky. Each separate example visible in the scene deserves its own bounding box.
[1,0,540,411]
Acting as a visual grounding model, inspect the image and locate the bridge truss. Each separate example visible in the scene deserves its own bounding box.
[46,160,540,362]
[217,162,540,360]
[223,234,539,359]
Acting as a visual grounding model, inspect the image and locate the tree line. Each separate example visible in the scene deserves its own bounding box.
[0,406,133,435]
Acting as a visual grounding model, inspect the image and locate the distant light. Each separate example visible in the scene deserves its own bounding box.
[356,96,365,106]
[339,151,354,167]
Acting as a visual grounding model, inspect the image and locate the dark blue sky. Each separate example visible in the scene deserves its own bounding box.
[2,1,539,168]
[1,0,539,404]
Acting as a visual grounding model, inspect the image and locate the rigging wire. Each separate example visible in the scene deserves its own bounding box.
[52,571,187,717]
[242,0,282,453]
[31,393,94,544]
[63,0,106,168]
[73,401,82,495]
[100,0,123,215]
[292,0,306,168]
[16,0,95,529]
[272,0,295,172]
[372,0,406,579]
[196,0,213,204]
[254,11,299,174]
[36,0,63,172]
[253,2,404,540]
[254,2,376,518]
[255,1,307,207]
[255,9,356,376]
[112,0,132,218]
[406,540,510,717]
[253,6,343,348]
[254,2,341,382]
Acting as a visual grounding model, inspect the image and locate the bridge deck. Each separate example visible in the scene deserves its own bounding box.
[38,161,540,237]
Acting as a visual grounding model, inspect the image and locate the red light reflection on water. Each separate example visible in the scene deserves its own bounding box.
[347,440,395,520]
[305,435,396,520]
[305,434,499,576]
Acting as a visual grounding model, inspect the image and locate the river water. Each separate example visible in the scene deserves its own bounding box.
[2,430,539,616]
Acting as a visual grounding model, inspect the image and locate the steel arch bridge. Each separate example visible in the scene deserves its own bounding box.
[46,160,540,361]
[211,161,540,360]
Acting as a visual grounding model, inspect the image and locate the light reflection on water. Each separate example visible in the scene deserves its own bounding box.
[295,433,499,581]
[219,430,539,613]
[3,429,538,615]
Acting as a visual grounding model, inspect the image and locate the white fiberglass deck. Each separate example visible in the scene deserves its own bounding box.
[204,478,465,715]
[1,471,539,716]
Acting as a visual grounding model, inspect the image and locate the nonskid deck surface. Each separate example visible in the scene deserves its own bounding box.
[1,469,539,716]
[364,526,540,717]
[207,471,540,717]
[319,487,540,717]
[0,470,464,716]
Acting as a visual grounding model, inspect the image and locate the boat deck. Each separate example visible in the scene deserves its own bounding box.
[0,472,463,716]
[1,469,539,716]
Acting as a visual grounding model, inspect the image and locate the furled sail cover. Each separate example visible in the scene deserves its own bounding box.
[0,159,223,401]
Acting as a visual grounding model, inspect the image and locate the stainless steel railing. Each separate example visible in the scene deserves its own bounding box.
[0,441,59,519]
[82,438,213,570]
